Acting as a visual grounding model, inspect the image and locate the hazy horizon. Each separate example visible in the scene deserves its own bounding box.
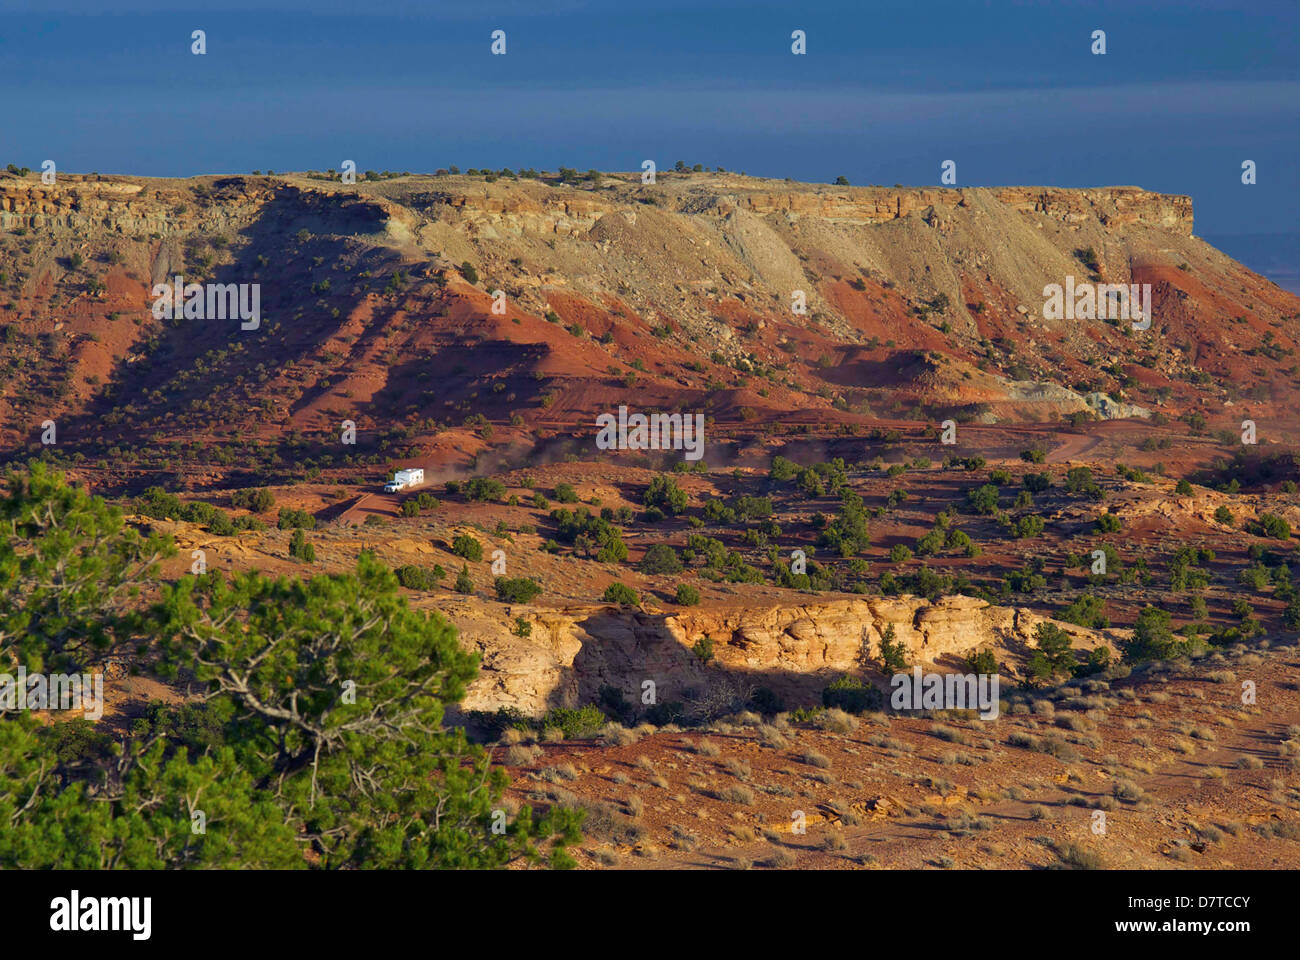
[4,0,1297,286]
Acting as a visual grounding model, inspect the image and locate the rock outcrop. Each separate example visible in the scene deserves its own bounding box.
[445,593,1122,717]
[718,185,1192,234]
[0,172,1192,243]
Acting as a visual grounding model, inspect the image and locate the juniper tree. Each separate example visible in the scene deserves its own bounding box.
[0,467,581,869]
[0,461,173,674]
[0,466,291,868]
[1026,622,1077,681]
[151,557,580,868]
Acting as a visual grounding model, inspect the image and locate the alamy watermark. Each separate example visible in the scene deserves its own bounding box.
[1043,275,1151,330]
[50,890,151,940]
[596,405,705,461]
[890,666,999,719]
[0,668,104,720]
[151,275,260,330]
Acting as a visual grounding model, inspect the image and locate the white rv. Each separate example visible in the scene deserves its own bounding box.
[383,468,424,493]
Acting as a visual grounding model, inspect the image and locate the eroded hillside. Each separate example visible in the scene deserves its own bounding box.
[2,170,1298,493]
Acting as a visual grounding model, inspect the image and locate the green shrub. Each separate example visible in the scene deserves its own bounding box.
[1125,606,1183,661]
[822,675,881,713]
[134,487,263,535]
[602,583,639,606]
[817,490,871,557]
[639,543,683,574]
[770,456,799,482]
[733,495,774,520]
[1066,467,1104,499]
[1095,512,1123,534]
[643,700,687,726]
[1237,563,1271,591]
[452,534,483,561]
[550,507,627,561]
[1026,623,1075,680]
[1059,593,1109,629]
[1252,513,1291,540]
[643,475,688,516]
[1013,515,1046,539]
[749,687,785,715]
[231,487,275,513]
[1023,472,1052,493]
[674,583,701,606]
[1283,596,1300,630]
[288,528,315,562]
[464,477,505,502]
[878,623,907,672]
[966,484,1000,514]
[395,565,444,590]
[915,527,946,556]
[276,507,316,530]
[946,529,979,556]
[494,577,542,603]
[540,705,606,739]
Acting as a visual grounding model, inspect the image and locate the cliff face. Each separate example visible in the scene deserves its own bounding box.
[404,182,1195,239]
[447,593,1121,716]
[0,173,1192,239]
[990,186,1192,235]
[0,175,390,238]
[1,178,165,234]
[714,185,1192,235]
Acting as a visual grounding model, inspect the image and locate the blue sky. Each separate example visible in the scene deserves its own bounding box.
[2,0,1297,275]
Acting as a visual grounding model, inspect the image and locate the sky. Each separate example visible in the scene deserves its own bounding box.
[3,0,1297,282]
